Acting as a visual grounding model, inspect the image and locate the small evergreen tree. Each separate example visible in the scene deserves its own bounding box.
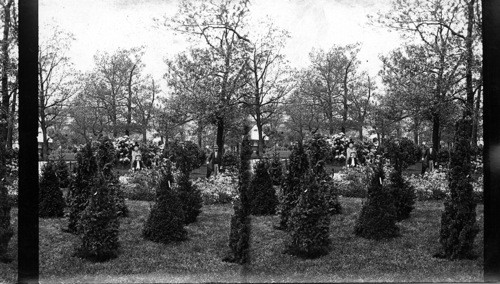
[143,162,187,244]
[74,175,120,262]
[384,138,417,221]
[0,144,13,263]
[435,116,479,259]
[250,160,278,215]
[223,125,252,264]
[55,152,71,188]
[176,173,203,224]
[284,170,331,259]
[305,134,342,215]
[269,151,283,186]
[66,143,97,234]
[277,143,309,230]
[354,162,399,240]
[39,161,65,218]
[96,137,128,217]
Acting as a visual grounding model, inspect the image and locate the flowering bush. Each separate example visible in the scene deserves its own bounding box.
[334,165,372,198]
[327,133,349,163]
[114,136,134,165]
[406,171,449,201]
[119,168,162,201]
[192,173,238,205]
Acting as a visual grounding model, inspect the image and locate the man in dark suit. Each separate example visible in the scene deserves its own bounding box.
[424,143,437,172]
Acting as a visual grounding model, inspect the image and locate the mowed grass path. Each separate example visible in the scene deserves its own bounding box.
[0,197,483,283]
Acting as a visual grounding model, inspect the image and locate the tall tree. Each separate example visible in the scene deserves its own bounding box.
[38,24,76,159]
[1,0,17,150]
[242,21,291,156]
[167,0,252,159]
[376,0,482,152]
[132,76,159,143]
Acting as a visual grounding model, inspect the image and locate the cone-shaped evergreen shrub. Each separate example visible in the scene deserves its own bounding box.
[305,134,342,215]
[250,160,278,215]
[387,169,415,221]
[96,137,128,217]
[55,153,71,189]
[223,125,252,264]
[384,138,417,221]
[74,175,120,262]
[277,143,309,230]
[0,144,13,262]
[269,152,283,186]
[66,143,97,233]
[176,173,203,224]
[143,164,187,244]
[285,170,331,259]
[39,161,65,218]
[436,116,479,260]
[354,162,399,240]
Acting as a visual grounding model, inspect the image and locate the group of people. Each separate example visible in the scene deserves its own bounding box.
[420,141,437,175]
[205,146,220,178]
[345,141,379,168]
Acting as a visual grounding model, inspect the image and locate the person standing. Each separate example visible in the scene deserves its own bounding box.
[206,147,213,179]
[213,146,220,176]
[421,142,428,175]
[131,143,141,170]
[346,141,357,166]
[424,143,437,172]
[347,152,359,168]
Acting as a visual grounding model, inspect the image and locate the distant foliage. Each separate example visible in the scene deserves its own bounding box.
[250,160,278,215]
[222,151,239,173]
[437,117,479,260]
[387,170,415,221]
[143,163,187,244]
[164,140,205,174]
[39,161,65,218]
[383,137,418,172]
[74,176,120,262]
[285,171,331,259]
[354,162,399,240]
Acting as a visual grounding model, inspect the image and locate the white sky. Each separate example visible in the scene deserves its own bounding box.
[40,0,402,86]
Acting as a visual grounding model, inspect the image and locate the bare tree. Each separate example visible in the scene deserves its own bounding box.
[38,24,76,159]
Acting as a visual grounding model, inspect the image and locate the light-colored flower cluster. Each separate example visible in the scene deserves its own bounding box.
[406,171,449,200]
[6,178,18,197]
[193,173,239,205]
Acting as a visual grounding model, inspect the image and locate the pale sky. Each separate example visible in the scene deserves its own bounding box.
[40,0,401,86]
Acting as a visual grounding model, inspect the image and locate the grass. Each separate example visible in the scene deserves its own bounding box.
[0,197,483,283]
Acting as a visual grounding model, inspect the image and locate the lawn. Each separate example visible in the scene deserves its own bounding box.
[24,197,482,283]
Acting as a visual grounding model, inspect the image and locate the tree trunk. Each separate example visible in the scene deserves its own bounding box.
[142,123,147,143]
[7,88,16,150]
[472,83,481,145]
[0,0,11,146]
[41,125,49,160]
[257,120,264,157]
[432,113,440,153]
[359,126,363,140]
[126,64,136,136]
[216,116,225,166]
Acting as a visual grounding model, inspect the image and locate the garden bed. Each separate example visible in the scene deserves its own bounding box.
[25,198,484,283]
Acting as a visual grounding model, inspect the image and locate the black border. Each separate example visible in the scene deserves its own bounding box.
[482,0,500,281]
[17,0,39,283]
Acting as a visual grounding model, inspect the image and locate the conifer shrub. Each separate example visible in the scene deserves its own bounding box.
[96,137,128,217]
[176,173,203,224]
[250,160,278,215]
[66,143,97,234]
[354,162,399,240]
[269,152,283,186]
[223,125,252,264]
[284,170,331,259]
[39,161,65,218]
[74,175,120,262]
[0,143,13,263]
[277,143,309,230]
[143,163,187,244]
[435,116,479,260]
[305,134,342,215]
[384,137,417,221]
[55,153,71,189]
